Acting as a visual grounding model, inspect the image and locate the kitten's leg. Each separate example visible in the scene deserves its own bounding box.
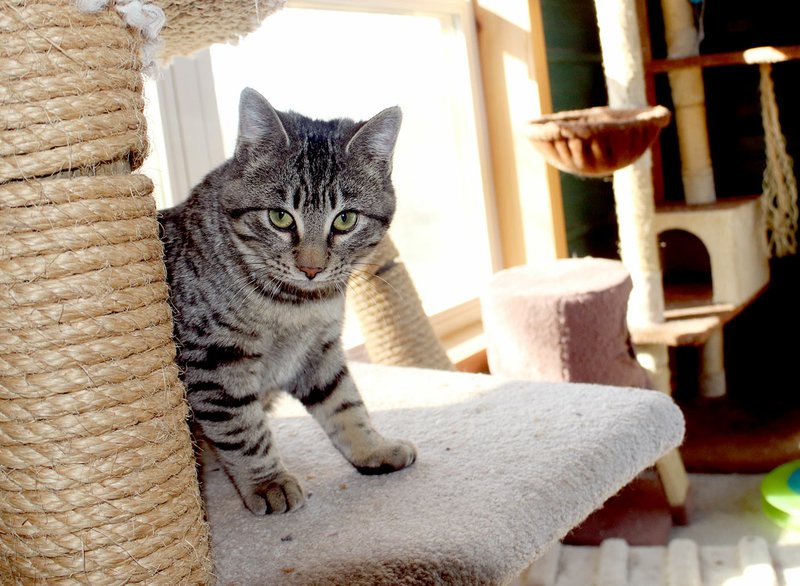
[298,363,416,474]
[189,386,305,515]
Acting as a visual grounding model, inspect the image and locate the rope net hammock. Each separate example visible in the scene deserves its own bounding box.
[759,63,799,257]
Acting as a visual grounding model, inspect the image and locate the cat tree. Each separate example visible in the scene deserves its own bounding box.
[528,0,798,521]
[563,0,798,400]
[527,0,691,520]
[637,1,795,400]
[629,0,798,399]
[0,1,687,583]
[526,0,798,524]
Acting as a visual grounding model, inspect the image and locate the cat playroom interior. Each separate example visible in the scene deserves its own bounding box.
[1,0,799,584]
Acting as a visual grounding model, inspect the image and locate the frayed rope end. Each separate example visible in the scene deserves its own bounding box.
[74,0,165,75]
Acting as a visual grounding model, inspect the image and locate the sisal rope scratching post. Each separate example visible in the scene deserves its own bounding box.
[659,0,716,204]
[349,236,454,371]
[1,1,212,583]
[156,0,286,65]
[594,0,665,331]
[593,0,690,517]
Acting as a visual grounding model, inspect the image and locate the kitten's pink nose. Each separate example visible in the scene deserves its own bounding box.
[297,265,323,279]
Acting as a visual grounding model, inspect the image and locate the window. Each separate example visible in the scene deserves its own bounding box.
[144,0,500,351]
[141,79,172,210]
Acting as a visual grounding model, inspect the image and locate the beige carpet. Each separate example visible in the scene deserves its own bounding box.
[201,362,683,585]
[519,473,800,585]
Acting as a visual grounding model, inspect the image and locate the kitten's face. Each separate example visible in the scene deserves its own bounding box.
[223,89,401,294]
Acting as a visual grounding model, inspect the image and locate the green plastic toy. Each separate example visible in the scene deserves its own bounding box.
[762,459,800,529]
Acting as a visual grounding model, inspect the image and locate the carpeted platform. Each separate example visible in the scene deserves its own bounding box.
[558,391,800,547]
[201,362,684,585]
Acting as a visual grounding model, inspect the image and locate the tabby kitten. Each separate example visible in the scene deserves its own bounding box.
[158,88,416,515]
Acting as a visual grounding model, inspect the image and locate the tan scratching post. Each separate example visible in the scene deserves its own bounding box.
[0,2,213,583]
[349,236,454,371]
[659,0,716,204]
[593,0,690,523]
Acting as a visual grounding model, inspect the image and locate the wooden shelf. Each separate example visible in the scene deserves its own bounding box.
[629,285,767,347]
[631,303,733,348]
[648,45,800,73]
[655,194,761,212]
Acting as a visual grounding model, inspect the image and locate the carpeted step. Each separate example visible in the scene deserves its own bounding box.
[517,536,800,586]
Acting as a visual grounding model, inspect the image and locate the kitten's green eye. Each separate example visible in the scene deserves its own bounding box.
[332,211,358,233]
[268,209,295,230]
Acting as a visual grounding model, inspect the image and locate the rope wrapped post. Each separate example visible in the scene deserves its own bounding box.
[594,0,665,328]
[157,0,286,65]
[349,236,454,371]
[593,0,690,520]
[659,0,716,204]
[1,1,213,583]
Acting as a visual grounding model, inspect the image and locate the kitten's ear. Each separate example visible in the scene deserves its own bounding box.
[236,87,290,154]
[345,106,402,164]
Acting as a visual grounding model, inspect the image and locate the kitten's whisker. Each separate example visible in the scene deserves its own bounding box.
[256,273,283,300]
[350,267,400,298]
[223,274,261,313]
[220,276,255,309]
[351,261,382,270]
[346,270,395,337]
[335,281,350,300]
[235,278,262,312]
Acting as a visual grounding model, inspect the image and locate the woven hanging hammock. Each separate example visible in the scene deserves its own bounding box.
[759,63,798,258]
[527,105,672,177]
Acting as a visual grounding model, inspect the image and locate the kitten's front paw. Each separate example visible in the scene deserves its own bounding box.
[242,472,306,515]
[353,439,417,476]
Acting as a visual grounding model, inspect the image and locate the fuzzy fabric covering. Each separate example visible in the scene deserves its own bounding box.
[201,363,684,585]
[482,258,651,389]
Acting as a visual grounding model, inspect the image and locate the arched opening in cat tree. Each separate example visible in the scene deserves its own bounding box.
[658,229,712,308]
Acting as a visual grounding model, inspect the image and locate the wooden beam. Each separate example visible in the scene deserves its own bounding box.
[474,0,568,267]
[648,45,800,73]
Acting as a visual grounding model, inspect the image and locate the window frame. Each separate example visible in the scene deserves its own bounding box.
[145,0,567,368]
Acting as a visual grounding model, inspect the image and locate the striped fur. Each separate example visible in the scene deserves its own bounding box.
[159,88,416,515]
